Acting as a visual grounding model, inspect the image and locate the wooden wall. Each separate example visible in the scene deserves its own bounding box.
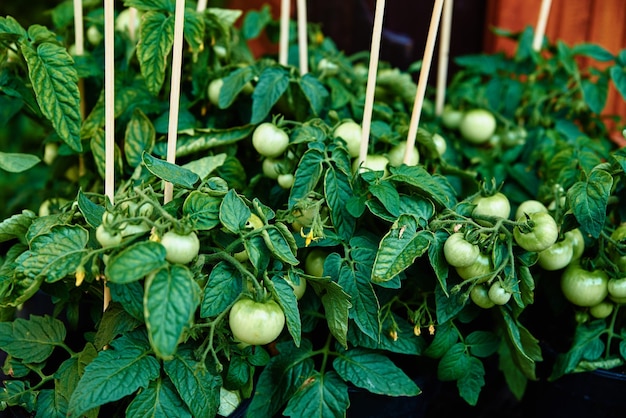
[484,0,626,128]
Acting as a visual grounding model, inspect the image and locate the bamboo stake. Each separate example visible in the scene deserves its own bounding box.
[73,0,87,177]
[279,0,291,66]
[297,0,308,74]
[196,0,208,13]
[404,0,444,164]
[358,0,386,168]
[435,0,453,117]
[103,0,115,312]
[532,0,552,51]
[128,7,138,43]
[163,0,187,204]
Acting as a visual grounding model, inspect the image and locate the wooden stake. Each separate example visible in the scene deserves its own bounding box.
[103,0,115,312]
[358,0,386,168]
[196,0,208,13]
[163,0,187,204]
[279,0,291,66]
[128,7,138,43]
[435,0,453,116]
[73,0,84,57]
[297,0,308,74]
[532,0,552,51]
[404,0,444,164]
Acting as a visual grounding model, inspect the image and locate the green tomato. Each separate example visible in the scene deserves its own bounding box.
[95,224,122,248]
[472,192,511,224]
[610,224,626,272]
[252,123,289,158]
[229,297,285,345]
[470,284,495,309]
[456,252,492,283]
[515,199,548,221]
[565,228,585,261]
[207,78,224,107]
[352,154,390,176]
[608,277,626,299]
[333,121,362,158]
[589,301,613,319]
[288,276,307,300]
[121,222,151,237]
[513,212,558,252]
[262,158,282,180]
[386,142,419,167]
[432,133,447,157]
[537,239,574,271]
[459,109,497,144]
[488,281,512,305]
[304,249,328,277]
[86,25,103,46]
[116,8,141,33]
[443,232,480,268]
[441,105,463,130]
[317,57,339,75]
[560,263,608,307]
[277,173,295,189]
[160,230,200,264]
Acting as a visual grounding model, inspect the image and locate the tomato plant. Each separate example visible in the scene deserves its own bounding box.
[229,297,286,345]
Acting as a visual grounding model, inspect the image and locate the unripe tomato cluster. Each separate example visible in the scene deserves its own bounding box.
[253,122,297,189]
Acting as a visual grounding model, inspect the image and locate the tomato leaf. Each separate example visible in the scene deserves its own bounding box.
[423,321,458,359]
[219,189,251,234]
[372,215,431,283]
[389,165,456,209]
[246,341,315,417]
[456,356,486,406]
[0,315,66,363]
[200,261,243,318]
[0,152,40,173]
[428,230,449,296]
[466,331,500,358]
[549,320,606,380]
[581,74,608,114]
[126,378,192,418]
[67,332,161,418]
[220,66,258,109]
[0,210,35,244]
[250,67,290,124]
[142,152,200,189]
[610,65,626,102]
[137,11,175,95]
[568,167,613,238]
[324,166,356,241]
[108,281,145,321]
[283,371,349,418]
[262,225,300,266]
[15,225,88,283]
[124,0,175,12]
[183,8,205,54]
[93,303,142,351]
[105,241,167,284]
[183,191,222,230]
[289,148,325,207]
[368,181,402,218]
[163,348,221,418]
[499,308,540,380]
[19,39,82,152]
[144,265,201,360]
[167,125,255,157]
[124,109,156,168]
[91,129,123,180]
[269,275,302,347]
[333,348,421,396]
[76,190,105,229]
[307,274,352,349]
[347,313,425,355]
[572,43,615,61]
[298,74,329,116]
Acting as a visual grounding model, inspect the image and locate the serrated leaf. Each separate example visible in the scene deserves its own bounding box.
[324,167,356,241]
[437,343,470,381]
[333,348,421,396]
[20,41,82,152]
[263,225,300,266]
[581,76,608,114]
[337,261,380,342]
[183,8,205,53]
[125,108,156,168]
[142,152,200,189]
[428,230,449,295]
[0,152,40,173]
[137,11,175,95]
[610,65,626,102]
[219,66,257,109]
[144,265,201,360]
[16,225,88,283]
[126,378,191,418]
[250,67,290,124]
[105,241,167,284]
[572,43,614,61]
[389,164,456,209]
[165,125,255,157]
[568,168,613,238]
[164,349,221,418]
[76,190,105,228]
[200,261,242,318]
[283,371,349,418]
[0,315,66,363]
[90,129,123,179]
[372,215,431,283]
[67,333,160,417]
[109,281,145,321]
[270,276,301,346]
[0,210,35,244]
[307,277,351,348]
[182,191,222,231]
[182,154,227,180]
[94,303,142,350]
[289,148,325,207]
[219,189,251,233]
[246,341,315,417]
[466,331,500,358]
[36,389,66,418]
[298,74,328,116]
[500,308,539,380]
[457,357,485,406]
[424,321,459,358]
